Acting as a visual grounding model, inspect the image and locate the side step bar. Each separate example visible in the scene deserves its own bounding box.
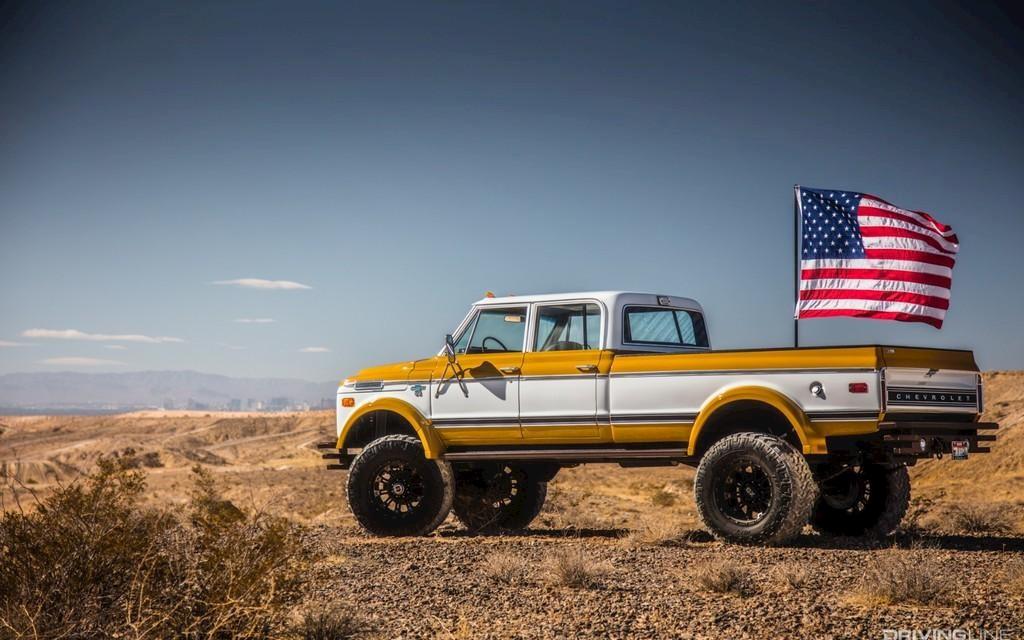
[443,447,688,462]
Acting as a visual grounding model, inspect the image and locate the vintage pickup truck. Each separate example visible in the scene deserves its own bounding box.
[321,291,995,545]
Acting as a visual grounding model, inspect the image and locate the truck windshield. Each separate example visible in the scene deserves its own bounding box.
[623,306,708,348]
[456,306,528,354]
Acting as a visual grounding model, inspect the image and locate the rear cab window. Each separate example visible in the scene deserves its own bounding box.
[534,303,601,351]
[622,306,709,348]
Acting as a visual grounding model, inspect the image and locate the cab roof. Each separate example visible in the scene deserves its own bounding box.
[473,291,703,312]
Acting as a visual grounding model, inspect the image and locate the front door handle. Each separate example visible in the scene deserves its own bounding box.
[499,366,521,375]
[576,364,599,373]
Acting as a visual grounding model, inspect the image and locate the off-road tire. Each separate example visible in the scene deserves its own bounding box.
[346,435,453,536]
[694,432,818,546]
[452,463,547,532]
[810,464,910,537]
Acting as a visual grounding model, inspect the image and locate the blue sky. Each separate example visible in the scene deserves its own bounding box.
[1,1,1022,381]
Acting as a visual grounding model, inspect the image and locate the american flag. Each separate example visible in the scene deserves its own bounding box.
[796,187,959,329]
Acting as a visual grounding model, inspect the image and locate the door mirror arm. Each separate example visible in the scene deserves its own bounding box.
[438,334,469,398]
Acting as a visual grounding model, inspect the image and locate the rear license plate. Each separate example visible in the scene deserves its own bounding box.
[951,440,969,460]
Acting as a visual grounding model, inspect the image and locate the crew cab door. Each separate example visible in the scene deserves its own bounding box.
[430,305,526,445]
[519,302,603,442]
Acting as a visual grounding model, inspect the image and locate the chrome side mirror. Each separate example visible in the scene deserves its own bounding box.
[444,334,457,363]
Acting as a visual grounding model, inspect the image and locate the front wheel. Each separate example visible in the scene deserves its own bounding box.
[452,463,547,532]
[810,464,910,537]
[346,435,453,536]
[694,433,818,545]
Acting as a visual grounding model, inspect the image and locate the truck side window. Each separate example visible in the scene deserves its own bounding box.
[623,307,709,348]
[535,304,601,351]
[466,307,527,353]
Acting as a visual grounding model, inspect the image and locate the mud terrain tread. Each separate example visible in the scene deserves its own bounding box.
[346,435,453,537]
[694,432,818,546]
[810,464,910,538]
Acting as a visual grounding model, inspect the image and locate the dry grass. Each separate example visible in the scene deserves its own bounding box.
[543,548,612,588]
[650,488,678,507]
[433,612,473,640]
[1004,559,1024,596]
[692,560,752,596]
[622,518,685,547]
[848,550,951,606]
[773,563,810,590]
[0,458,317,639]
[944,503,1016,535]
[482,551,530,585]
[296,607,369,640]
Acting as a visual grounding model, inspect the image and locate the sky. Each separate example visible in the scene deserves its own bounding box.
[1,1,1022,381]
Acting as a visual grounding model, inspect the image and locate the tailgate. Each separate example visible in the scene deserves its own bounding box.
[880,346,981,416]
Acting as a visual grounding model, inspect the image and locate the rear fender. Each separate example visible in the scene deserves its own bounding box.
[688,384,815,456]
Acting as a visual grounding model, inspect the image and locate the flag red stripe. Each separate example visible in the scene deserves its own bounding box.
[859,225,958,254]
[799,288,950,310]
[861,195,954,233]
[801,268,952,289]
[863,248,956,268]
[797,308,943,329]
[857,205,960,244]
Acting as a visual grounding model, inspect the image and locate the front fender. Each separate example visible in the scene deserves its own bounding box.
[337,397,444,459]
[687,384,816,456]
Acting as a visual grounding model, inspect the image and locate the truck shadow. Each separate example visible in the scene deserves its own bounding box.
[789,531,1024,552]
[440,527,629,539]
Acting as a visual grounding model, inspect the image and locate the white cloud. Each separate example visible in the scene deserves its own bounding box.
[0,340,32,347]
[299,347,330,353]
[41,357,126,367]
[233,318,276,324]
[22,329,184,344]
[105,345,128,350]
[212,279,311,290]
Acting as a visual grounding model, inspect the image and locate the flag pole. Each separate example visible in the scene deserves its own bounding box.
[793,184,801,348]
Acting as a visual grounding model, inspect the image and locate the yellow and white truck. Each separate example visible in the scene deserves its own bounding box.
[321,291,995,544]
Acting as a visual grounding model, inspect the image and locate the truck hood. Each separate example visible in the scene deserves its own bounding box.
[345,357,438,383]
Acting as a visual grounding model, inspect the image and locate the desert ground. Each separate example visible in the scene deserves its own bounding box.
[2,373,1024,638]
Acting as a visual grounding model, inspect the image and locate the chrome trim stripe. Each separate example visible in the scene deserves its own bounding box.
[610,413,698,423]
[806,411,879,420]
[606,366,880,376]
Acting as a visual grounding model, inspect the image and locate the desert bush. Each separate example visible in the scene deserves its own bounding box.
[0,459,312,639]
[482,551,530,585]
[543,548,612,588]
[295,607,369,640]
[774,563,810,590]
[650,488,677,507]
[692,560,752,596]
[944,503,1016,535]
[849,551,950,606]
[623,518,684,547]
[1004,559,1024,596]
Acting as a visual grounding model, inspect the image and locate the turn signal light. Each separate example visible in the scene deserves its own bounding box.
[848,383,869,394]
[341,397,355,407]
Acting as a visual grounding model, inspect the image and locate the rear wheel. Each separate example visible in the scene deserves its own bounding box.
[346,435,453,536]
[810,463,910,537]
[452,463,547,532]
[694,433,818,545]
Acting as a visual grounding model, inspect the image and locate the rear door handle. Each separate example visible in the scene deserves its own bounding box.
[576,364,598,373]
[499,366,521,375]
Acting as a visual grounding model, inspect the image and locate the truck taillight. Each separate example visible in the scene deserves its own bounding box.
[849,382,869,393]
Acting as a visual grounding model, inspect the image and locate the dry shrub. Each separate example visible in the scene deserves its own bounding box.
[944,503,1016,535]
[296,607,369,640]
[692,560,752,596]
[623,518,684,547]
[434,612,473,640]
[849,551,950,606]
[1004,559,1024,596]
[650,488,678,507]
[544,548,612,588]
[774,563,810,590]
[0,459,314,639]
[482,551,530,585]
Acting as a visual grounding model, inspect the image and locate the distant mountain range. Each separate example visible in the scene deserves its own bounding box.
[0,370,338,412]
